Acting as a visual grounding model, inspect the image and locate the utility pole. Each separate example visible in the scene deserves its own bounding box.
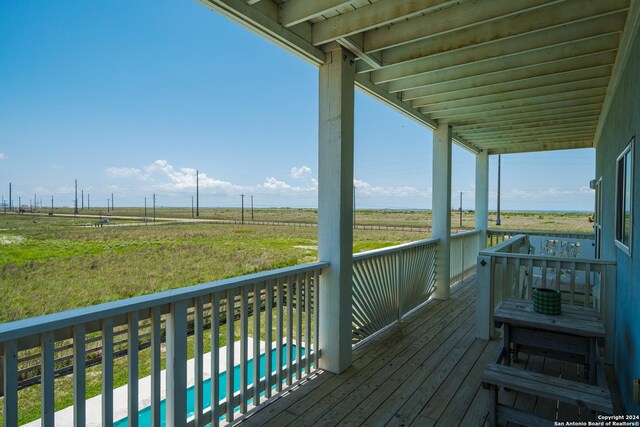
[240,194,244,224]
[459,191,463,229]
[74,179,78,215]
[144,197,147,221]
[196,170,199,217]
[18,197,21,212]
[81,190,84,210]
[153,193,156,223]
[51,195,54,214]
[107,199,110,215]
[251,195,254,220]
[34,193,37,211]
[191,196,194,218]
[9,182,12,210]
[496,154,502,226]
[111,193,114,212]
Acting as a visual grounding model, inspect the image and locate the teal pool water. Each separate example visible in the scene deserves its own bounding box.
[114,344,300,426]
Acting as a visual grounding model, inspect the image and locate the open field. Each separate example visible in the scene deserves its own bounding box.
[45,206,594,232]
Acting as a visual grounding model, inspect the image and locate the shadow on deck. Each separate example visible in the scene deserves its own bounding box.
[240,276,623,427]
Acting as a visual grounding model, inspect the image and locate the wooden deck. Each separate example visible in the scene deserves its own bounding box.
[240,275,623,427]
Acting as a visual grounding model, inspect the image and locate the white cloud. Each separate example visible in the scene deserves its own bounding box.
[104,167,142,178]
[354,179,426,198]
[259,176,317,195]
[105,160,242,195]
[291,166,312,179]
[0,153,4,160]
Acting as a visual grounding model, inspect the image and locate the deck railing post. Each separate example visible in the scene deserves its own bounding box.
[476,254,495,340]
[166,300,188,427]
[432,123,452,299]
[475,150,489,251]
[317,43,355,374]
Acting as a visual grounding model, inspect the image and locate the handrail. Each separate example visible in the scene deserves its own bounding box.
[0,261,328,345]
[353,237,439,261]
[481,234,527,254]
[478,251,616,266]
[487,229,594,238]
[450,229,482,239]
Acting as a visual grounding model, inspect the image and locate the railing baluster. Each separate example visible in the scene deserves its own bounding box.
[240,287,249,413]
[304,272,311,377]
[225,290,235,422]
[527,259,533,300]
[265,280,273,398]
[252,283,261,406]
[102,318,114,426]
[41,331,55,425]
[296,272,303,381]
[286,275,294,386]
[211,293,221,427]
[584,263,592,307]
[570,262,577,304]
[313,269,320,372]
[194,297,204,426]
[541,259,548,289]
[73,325,86,427]
[2,341,19,427]
[128,312,139,427]
[150,307,161,427]
[276,279,283,392]
[555,261,561,291]
[166,300,188,427]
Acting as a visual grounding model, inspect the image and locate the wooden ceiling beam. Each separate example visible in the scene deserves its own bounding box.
[311,0,459,46]
[371,13,625,84]
[279,0,361,28]
[487,140,593,154]
[459,120,599,138]
[426,87,607,117]
[455,115,600,133]
[448,102,603,126]
[415,76,610,111]
[470,130,596,145]
[364,0,553,52]
[385,34,618,92]
[464,126,598,142]
[402,52,615,101]
[382,0,628,65]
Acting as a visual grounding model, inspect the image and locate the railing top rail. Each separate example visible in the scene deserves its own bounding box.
[482,234,528,254]
[353,237,440,261]
[488,229,594,238]
[450,229,482,239]
[0,261,329,344]
[478,251,616,266]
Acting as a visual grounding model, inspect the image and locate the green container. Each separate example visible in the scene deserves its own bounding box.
[533,288,561,315]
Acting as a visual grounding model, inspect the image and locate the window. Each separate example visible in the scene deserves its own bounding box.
[616,137,634,253]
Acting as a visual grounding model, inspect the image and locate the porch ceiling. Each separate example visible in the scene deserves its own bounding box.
[197,0,634,155]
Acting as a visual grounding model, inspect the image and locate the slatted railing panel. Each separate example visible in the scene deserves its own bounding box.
[352,238,440,345]
[450,230,481,283]
[399,242,438,316]
[352,251,399,344]
[0,262,326,427]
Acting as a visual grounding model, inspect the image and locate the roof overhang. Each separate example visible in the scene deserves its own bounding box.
[197,0,638,155]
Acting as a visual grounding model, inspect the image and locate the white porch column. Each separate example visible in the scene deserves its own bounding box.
[318,44,354,374]
[432,124,452,300]
[475,150,489,250]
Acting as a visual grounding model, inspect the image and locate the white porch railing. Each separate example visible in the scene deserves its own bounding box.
[0,262,326,427]
[476,234,616,361]
[487,229,595,247]
[352,238,439,345]
[450,230,482,284]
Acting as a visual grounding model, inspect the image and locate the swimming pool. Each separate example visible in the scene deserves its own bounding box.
[114,344,300,426]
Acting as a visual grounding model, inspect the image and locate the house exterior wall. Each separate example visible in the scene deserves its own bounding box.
[595,23,640,415]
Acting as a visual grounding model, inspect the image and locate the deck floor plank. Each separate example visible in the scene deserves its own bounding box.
[239,274,622,427]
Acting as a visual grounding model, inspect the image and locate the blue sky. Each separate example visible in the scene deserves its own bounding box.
[0,1,596,211]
